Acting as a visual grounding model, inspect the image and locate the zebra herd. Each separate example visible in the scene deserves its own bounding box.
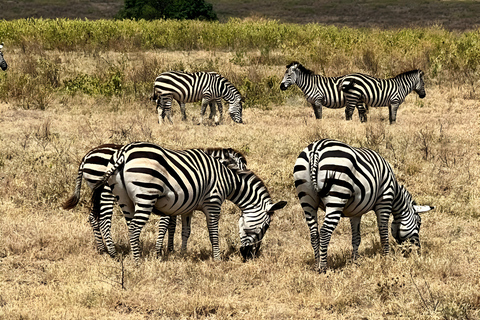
[43,55,433,271]
[152,62,425,125]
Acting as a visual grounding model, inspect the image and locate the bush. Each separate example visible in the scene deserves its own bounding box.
[116,0,217,21]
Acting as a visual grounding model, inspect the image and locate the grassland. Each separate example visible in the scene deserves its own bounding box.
[0,18,480,319]
[2,0,480,31]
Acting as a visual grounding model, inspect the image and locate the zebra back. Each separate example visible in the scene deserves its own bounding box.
[204,147,247,171]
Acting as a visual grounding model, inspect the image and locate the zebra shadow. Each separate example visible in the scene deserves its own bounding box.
[310,238,386,271]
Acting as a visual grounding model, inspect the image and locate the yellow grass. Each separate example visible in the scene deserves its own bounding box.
[0,50,480,319]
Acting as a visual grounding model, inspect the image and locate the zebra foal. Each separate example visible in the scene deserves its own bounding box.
[63,144,248,258]
[339,70,426,124]
[280,62,363,120]
[153,71,243,124]
[0,42,8,71]
[293,139,434,272]
[91,142,281,262]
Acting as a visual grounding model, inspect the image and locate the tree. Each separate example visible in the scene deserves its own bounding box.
[116,0,218,21]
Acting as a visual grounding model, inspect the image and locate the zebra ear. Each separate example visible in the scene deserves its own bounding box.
[268,201,287,215]
[414,205,434,214]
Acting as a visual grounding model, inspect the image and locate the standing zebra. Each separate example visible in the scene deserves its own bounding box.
[63,144,248,258]
[0,42,8,71]
[293,139,434,272]
[153,71,243,124]
[280,62,361,120]
[339,70,426,124]
[91,142,286,262]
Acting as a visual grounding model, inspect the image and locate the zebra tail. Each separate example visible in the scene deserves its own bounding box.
[340,78,356,93]
[62,163,84,210]
[309,152,332,197]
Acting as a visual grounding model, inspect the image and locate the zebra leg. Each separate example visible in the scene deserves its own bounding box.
[156,99,163,124]
[216,100,224,125]
[345,101,356,121]
[203,207,222,260]
[311,102,322,119]
[181,213,192,251]
[199,98,210,125]
[388,103,399,124]
[357,103,368,123]
[155,215,173,257]
[97,186,117,258]
[318,203,344,272]
[375,208,392,256]
[350,216,362,261]
[166,215,177,252]
[179,102,187,121]
[164,99,173,124]
[88,211,107,254]
[208,100,216,120]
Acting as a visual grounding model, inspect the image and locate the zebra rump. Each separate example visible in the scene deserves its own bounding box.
[0,42,7,71]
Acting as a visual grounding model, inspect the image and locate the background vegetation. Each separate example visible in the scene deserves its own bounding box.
[0,5,479,320]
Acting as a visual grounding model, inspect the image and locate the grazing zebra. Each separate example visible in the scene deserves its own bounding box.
[339,70,426,124]
[91,142,286,262]
[63,144,248,258]
[0,42,8,71]
[293,139,434,272]
[280,61,362,120]
[153,71,243,124]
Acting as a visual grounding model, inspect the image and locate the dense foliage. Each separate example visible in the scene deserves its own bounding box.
[116,0,217,21]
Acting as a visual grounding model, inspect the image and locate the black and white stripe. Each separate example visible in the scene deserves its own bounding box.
[91,142,283,262]
[280,62,360,120]
[156,147,248,255]
[62,144,123,258]
[63,144,248,258]
[339,70,426,124]
[293,139,434,272]
[153,71,243,124]
[0,43,8,71]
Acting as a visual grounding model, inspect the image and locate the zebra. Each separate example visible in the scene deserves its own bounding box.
[280,61,362,120]
[153,71,243,124]
[293,139,434,272]
[0,42,8,71]
[91,142,286,262]
[339,70,426,124]
[63,144,248,258]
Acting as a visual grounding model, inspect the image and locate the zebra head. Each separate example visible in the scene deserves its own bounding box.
[204,147,247,171]
[228,97,243,123]
[413,70,426,99]
[280,62,300,90]
[238,200,287,260]
[391,185,434,247]
[0,43,7,71]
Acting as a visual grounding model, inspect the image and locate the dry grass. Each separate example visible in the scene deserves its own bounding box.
[1,49,480,319]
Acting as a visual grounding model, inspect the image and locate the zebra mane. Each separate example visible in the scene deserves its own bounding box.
[286,61,315,75]
[396,69,422,78]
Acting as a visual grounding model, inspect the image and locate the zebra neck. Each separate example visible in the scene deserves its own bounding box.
[295,72,319,93]
[391,184,414,222]
[227,171,269,210]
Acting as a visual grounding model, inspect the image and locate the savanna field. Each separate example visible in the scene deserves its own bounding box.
[0,12,480,320]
